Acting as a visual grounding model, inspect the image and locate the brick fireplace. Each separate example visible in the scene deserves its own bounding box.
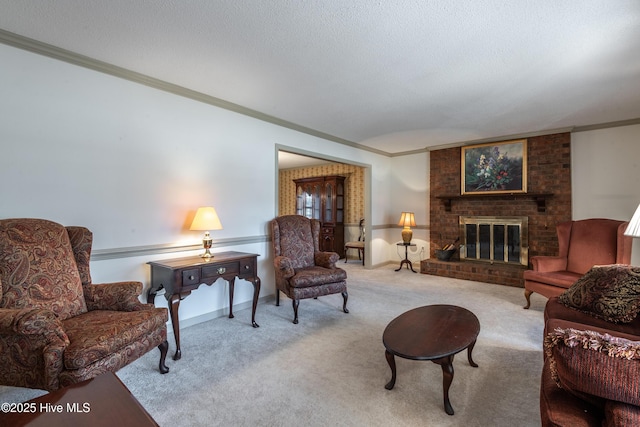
[420,133,572,287]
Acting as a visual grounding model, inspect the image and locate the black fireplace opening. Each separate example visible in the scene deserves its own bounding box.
[460,216,528,266]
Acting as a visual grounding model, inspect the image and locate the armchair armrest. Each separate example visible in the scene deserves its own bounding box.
[273,256,295,280]
[531,255,568,272]
[315,251,339,268]
[544,322,640,407]
[0,308,70,391]
[84,281,151,312]
[0,308,69,343]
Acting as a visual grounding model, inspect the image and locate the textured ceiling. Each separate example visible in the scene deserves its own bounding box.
[1,1,639,154]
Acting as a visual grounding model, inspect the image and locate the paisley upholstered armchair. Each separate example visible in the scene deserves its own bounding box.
[0,218,169,391]
[271,215,348,324]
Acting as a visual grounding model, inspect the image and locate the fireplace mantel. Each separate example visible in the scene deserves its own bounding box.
[436,193,553,213]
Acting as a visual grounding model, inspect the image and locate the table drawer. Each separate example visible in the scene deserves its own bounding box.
[239,258,255,277]
[182,268,201,286]
[202,262,239,279]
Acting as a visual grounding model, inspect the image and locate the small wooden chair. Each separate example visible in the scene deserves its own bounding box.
[344,218,365,265]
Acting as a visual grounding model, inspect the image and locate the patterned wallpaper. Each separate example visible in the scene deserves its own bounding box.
[279,164,365,224]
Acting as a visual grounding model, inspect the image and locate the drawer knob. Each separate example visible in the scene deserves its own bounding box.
[217,267,226,274]
[189,275,195,280]
[244,265,250,270]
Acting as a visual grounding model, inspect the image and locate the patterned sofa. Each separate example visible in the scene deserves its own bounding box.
[541,265,640,426]
[0,218,169,391]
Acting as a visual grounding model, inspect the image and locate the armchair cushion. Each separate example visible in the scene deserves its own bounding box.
[63,308,168,370]
[0,219,87,320]
[524,269,581,289]
[290,266,347,288]
[558,264,640,323]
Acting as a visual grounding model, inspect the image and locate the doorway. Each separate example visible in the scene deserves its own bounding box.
[276,147,370,266]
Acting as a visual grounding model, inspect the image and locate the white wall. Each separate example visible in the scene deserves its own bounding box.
[0,43,404,326]
[386,153,429,266]
[572,124,640,264]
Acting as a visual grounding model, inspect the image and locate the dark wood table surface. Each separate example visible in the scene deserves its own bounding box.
[383,304,480,415]
[0,372,158,427]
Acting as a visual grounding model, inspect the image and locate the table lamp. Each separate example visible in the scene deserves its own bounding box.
[398,212,416,244]
[624,203,640,238]
[190,206,223,259]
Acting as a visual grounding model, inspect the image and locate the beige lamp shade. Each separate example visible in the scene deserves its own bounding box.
[190,207,223,231]
[190,207,223,258]
[625,203,640,237]
[397,212,416,228]
[398,212,416,244]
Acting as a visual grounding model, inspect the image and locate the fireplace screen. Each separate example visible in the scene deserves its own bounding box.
[459,216,528,266]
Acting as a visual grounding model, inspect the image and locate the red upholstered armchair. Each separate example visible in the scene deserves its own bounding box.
[0,218,169,391]
[523,218,632,309]
[271,215,348,324]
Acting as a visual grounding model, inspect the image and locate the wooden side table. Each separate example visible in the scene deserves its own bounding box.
[395,242,417,272]
[147,251,260,360]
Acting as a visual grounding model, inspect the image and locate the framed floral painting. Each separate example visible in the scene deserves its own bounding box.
[461,140,527,195]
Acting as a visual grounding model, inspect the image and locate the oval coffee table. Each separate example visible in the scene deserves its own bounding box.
[383,304,480,415]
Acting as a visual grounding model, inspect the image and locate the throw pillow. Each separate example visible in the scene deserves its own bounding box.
[558,264,640,323]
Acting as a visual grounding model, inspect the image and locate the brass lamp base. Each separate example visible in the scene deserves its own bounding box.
[401,228,413,244]
[201,248,213,259]
[200,234,214,259]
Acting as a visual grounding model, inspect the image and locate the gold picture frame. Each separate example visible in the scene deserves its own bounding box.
[461,140,527,195]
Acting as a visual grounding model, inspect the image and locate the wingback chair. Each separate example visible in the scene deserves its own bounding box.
[271,215,348,324]
[523,218,632,309]
[0,218,169,391]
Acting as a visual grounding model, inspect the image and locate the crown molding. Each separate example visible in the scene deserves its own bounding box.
[424,127,575,151]
[572,117,640,133]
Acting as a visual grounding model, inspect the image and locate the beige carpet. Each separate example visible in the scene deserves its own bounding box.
[0,262,547,426]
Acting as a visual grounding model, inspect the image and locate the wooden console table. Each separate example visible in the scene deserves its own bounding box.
[147,251,260,360]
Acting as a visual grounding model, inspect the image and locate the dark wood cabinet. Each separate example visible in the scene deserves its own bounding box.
[294,175,345,257]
